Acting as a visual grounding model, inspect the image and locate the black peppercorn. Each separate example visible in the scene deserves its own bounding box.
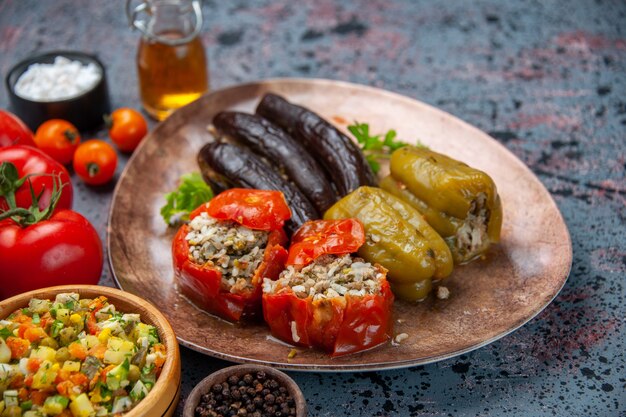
[195,372,298,417]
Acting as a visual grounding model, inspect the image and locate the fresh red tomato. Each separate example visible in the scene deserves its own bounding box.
[0,209,103,299]
[172,219,287,322]
[0,146,73,213]
[200,188,292,231]
[106,108,148,152]
[73,140,118,186]
[287,219,365,266]
[262,274,394,356]
[0,110,36,148]
[34,119,80,165]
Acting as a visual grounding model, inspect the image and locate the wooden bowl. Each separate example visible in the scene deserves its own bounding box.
[183,365,307,417]
[0,285,181,417]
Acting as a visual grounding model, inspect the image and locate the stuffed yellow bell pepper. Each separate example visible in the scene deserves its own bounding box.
[324,186,453,302]
[381,146,503,264]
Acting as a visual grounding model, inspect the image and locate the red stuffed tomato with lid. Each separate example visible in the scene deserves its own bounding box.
[262,219,394,356]
[172,188,290,322]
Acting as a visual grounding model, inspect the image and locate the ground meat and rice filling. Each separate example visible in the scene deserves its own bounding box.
[454,192,490,258]
[185,212,269,293]
[264,254,384,300]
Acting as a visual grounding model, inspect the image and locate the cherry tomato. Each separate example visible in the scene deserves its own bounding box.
[106,108,148,152]
[200,188,292,231]
[73,140,118,185]
[0,209,103,299]
[34,119,80,165]
[0,110,36,148]
[287,219,365,266]
[0,145,73,213]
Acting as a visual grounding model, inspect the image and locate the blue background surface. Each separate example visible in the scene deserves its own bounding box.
[1,1,624,416]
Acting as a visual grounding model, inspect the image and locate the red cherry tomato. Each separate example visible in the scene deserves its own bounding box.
[287,219,365,266]
[200,188,292,231]
[34,119,80,165]
[0,145,73,213]
[106,108,148,152]
[0,209,103,299]
[73,140,118,186]
[0,110,36,148]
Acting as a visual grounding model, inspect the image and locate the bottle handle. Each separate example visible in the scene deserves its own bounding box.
[126,0,203,46]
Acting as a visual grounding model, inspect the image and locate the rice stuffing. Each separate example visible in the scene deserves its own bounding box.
[455,192,490,258]
[264,254,384,300]
[186,212,269,294]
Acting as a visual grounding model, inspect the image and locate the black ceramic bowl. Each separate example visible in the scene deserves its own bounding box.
[5,51,111,131]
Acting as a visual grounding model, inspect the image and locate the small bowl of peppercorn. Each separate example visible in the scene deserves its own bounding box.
[184,364,307,417]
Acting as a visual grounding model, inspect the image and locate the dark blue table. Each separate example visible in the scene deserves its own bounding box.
[1,1,624,415]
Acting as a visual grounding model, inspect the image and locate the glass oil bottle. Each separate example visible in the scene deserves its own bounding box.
[127,0,209,120]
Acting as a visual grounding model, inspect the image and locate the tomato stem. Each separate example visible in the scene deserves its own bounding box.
[103,114,113,130]
[63,129,78,144]
[87,162,100,178]
[0,207,33,222]
[0,162,66,227]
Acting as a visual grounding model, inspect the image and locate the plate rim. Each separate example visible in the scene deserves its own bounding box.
[107,77,573,372]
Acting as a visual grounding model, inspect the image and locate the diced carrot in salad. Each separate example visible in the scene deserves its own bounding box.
[0,293,165,416]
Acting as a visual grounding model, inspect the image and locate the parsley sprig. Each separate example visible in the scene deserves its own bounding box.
[160,172,213,226]
[348,122,419,173]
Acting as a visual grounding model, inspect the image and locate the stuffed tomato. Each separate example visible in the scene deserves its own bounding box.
[262,219,394,356]
[172,189,290,322]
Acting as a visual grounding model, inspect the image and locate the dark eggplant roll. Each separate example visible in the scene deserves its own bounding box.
[255,93,303,135]
[213,111,338,213]
[198,141,318,233]
[255,93,377,196]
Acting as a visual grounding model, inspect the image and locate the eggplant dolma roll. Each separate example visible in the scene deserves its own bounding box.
[173,189,290,322]
[381,146,503,264]
[262,219,394,357]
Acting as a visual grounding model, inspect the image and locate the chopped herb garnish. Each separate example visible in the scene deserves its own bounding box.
[20,400,33,411]
[348,121,425,173]
[50,320,64,337]
[0,327,12,339]
[148,327,159,346]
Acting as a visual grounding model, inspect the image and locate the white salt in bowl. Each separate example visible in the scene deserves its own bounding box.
[5,51,111,131]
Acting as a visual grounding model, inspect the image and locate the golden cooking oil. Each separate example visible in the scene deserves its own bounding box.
[137,32,208,120]
[129,0,208,120]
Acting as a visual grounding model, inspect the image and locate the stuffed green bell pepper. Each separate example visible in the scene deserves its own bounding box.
[324,186,453,302]
[381,146,503,264]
